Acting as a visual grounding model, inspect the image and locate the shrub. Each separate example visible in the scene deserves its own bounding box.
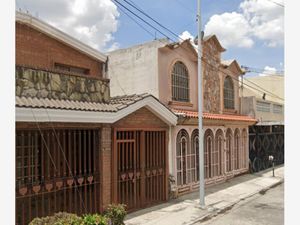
[29,212,83,225]
[104,204,127,225]
[82,214,108,225]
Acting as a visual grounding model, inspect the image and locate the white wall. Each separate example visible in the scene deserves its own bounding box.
[107,39,168,97]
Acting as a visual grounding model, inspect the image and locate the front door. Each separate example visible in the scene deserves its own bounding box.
[113,129,167,211]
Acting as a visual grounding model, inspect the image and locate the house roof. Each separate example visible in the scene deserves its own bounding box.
[16,94,178,125]
[172,109,257,123]
[221,59,245,75]
[16,11,107,62]
[203,35,226,52]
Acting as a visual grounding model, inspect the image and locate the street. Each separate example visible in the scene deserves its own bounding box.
[199,183,284,225]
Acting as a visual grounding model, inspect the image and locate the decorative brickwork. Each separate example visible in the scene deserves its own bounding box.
[16,66,110,103]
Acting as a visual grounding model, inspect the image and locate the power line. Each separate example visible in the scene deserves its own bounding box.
[266,0,284,7]
[112,0,171,39]
[113,0,284,101]
[243,77,284,100]
[118,5,155,38]
[118,0,182,41]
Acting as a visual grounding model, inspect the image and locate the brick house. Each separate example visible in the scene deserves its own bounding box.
[15,12,177,224]
[108,36,257,195]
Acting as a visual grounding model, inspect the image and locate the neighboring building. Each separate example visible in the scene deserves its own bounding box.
[240,76,284,171]
[15,12,177,224]
[108,35,256,195]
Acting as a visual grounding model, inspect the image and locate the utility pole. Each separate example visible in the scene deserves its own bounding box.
[197,0,205,208]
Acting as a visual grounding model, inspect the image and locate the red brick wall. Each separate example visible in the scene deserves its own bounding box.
[100,126,112,210]
[16,22,104,78]
[113,107,169,128]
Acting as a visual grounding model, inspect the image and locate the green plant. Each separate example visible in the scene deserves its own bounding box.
[29,212,83,225]
[82,214,108,225]
[104,204,127,225]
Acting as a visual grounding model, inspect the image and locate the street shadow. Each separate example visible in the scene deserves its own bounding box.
[125,165,284,221]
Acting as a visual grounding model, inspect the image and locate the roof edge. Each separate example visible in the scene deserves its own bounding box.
[16,11,107,62]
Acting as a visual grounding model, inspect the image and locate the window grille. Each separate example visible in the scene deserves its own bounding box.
[172,61,189,102]
[224,76,234,109]
[256,101,271,112]
[191,130,199,182]
[273,104,283,114]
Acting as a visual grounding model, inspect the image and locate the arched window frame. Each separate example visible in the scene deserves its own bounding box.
[171,61,190,102]
[176,129,189,186]
[191,129,199,182]
[215,129,224,176]
[224,76,234,109]
[204,129,214,179]
[225,129,233,172]
[242,129,248,169]
[234,129,241,170]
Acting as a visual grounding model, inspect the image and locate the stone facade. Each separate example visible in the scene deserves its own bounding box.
[202,38,222,114]
[16,66,110,103]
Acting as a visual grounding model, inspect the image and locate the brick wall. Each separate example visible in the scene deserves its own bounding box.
[100,126,112,210]
[113,107,169,128]
[16,22,104,78]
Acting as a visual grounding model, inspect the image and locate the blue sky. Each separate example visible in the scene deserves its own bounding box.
[111,0,284,77]
[17,0,284,77]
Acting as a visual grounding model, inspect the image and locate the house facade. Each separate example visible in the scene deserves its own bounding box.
[15,12,177,225]
[108,36,256,195]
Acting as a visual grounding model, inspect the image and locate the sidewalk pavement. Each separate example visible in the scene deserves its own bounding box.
[125,165,284,225]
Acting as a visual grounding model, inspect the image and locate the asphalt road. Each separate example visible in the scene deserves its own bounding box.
[199,183,284,225]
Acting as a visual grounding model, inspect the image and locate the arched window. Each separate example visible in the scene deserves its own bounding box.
[204,129,214,179]
[226,129,233,172]
[176,129,189,186]
[242,129,248,169]
[234,129,240,170]
[224,76,234,109]
[215,129,224,176]
[172,61,189,102]
[191,129,199,182]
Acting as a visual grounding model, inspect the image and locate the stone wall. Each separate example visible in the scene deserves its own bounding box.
[16,66,110,103]
[202,40,221,113]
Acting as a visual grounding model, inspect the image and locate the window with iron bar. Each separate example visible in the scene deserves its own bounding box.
[172,61,189,102]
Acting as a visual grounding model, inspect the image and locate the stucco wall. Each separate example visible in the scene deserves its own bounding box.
[241,96,284,123]
[158,44,198,111]
[108,40,168,97]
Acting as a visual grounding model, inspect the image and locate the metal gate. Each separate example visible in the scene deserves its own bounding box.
[113,129,167,211]
[249,125,284,172]
[16,129,101,225]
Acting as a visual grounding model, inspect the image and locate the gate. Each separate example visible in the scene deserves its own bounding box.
[249,125,284,172]
[113,129,168,211]
[16,129,101,225]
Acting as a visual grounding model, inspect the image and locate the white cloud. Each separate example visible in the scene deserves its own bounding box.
[259,66,277,76]
[179,31,194,41]
[17,0,120,51]
[204,0,284,48]
[204,12,254,48]
[240,0,284,47]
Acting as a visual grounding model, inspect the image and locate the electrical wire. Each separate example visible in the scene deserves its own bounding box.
[113,0,284,101]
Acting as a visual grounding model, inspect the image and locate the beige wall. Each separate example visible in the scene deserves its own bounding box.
[241,96,284,123]
[157,44,198,111]
[108,39,168,97]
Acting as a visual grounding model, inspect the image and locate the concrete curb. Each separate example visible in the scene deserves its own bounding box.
[186,178,284,225]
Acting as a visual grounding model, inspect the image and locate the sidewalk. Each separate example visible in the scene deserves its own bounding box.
[125,165,284,225]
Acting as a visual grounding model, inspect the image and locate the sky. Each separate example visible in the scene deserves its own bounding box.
[16,0,284,78]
